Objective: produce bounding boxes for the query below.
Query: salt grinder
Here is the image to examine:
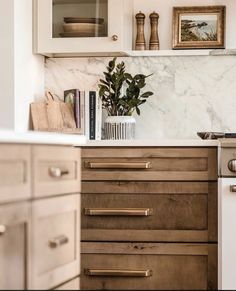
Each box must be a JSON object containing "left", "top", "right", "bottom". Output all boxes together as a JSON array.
[
  {"left": 149, "top": 11, "right": 160, "bottom": 50},
  {"left": 135, "top": 11, "right": 146, "bottom": 50}
]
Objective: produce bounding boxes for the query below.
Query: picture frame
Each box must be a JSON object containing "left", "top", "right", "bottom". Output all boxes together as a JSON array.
[{"left": 172, "top": 6, "right": 226, "bottom": 49}]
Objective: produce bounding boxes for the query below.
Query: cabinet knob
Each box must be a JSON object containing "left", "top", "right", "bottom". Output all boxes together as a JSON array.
[
  {"left": 228, "top": 160, "right": 236, "bottom": 172},
  {"left": 112, "top": 35, "right": 118, "bottom": 41},
  {"left": 49, "top": 167, "right": 69, "bottom": 178},
  {"left": 0, "top": 225, "right": 6, "bottom": 235}
]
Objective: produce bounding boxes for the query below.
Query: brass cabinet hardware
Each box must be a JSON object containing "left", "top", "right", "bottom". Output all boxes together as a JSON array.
[
  {"left": 112, "top": 35, "right": 118, "bottom": 41},
  {"left": 230, "top": 185, "right": 236, "bottom": 192},
  {"left": 87, "top": 162, "right": 152, "bottom": 169},
  {"left": 228, "top": 160, "right": 236, "bottom": 172},
  {"left": 84, "top": 208, "right": 153, "bottom": 216},
  {"left": 49, "top": 167, "right": 69, "bottom": 178},
  {"left": 49, "top": 235, "right": 69, "bottom": 248},
  {"left": 84, "top": 269, "right": 153, "bottom": 277},
  {"left": 0, "top": 225, "right": 6, "bottom": 235}
]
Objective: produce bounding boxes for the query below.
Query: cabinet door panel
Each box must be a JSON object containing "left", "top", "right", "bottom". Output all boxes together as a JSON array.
[{"left": 0, "top": 203, "right": 29, "bottom": 290}]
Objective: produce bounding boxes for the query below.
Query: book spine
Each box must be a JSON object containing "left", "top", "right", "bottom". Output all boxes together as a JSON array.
[
  {"left": 89, "top": 91, "right": 96, "bottom": 140},
  {"left": 74, "top": 91, "right": 80, "bottom": 128},
  {"left": 96, "top": 92, "right": 102, "bottom": 140},
  {"left": 85, "top": 91, "right": 90, "bottom": 139},
  {"left": 79, "top": 91, "right": 85, "bottom": 135}
]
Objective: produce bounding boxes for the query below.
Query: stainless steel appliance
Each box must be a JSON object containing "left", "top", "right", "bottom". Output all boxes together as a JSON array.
[{"left": 218, "top": 139, "right": 236, "bottom": 290}]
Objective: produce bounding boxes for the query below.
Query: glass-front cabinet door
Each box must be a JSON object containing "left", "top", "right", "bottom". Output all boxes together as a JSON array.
[{"left": 34, "top": 0, "right": 133, "bottom": 56}]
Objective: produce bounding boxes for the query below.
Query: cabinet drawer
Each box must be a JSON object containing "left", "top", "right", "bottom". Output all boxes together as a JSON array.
[
  {"left": 81, "top": 243, "right": 217, "bottom": 290},
  {"left": 33, "top": 146, "right": 80, "bottom": 198},
  {"left": 82, "top": 182, "right": 217, "bottom": 242},
  {"left": 81, "top": 242, "right": 217, "bottom": 290},
  {"left": 82, "top": 147, "right": 217, "bottom": 181},
  {"left": 0, "top": 145, "right": 31, "bottom": 203},
  {"left": 54, "top": 277, "right": 80, "bottom": 290},
  {"left": 0, "top": 202, "right": 30, "bottom": 290},
  {"left": 31, "top": 195, "right": 80, "bottom": 290}
]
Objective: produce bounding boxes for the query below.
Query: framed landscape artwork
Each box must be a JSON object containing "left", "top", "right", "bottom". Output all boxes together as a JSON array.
[{"left": 172, "top": 6, "right": 226, "bottom": 49}]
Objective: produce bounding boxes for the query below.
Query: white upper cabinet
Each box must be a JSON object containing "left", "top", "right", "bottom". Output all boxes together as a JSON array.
[{"left": 34, "top": 0, "right": 133, "bottom": 57}]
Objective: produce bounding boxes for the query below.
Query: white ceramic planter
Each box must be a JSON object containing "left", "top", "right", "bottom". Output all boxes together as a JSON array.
[{"left": 104, "top": 116, "right": 136, "bottom": 140}]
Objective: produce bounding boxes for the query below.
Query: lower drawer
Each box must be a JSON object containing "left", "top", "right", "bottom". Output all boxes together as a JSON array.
[{"left": 81, "top": 242, "right": 217, "bottom": 290}]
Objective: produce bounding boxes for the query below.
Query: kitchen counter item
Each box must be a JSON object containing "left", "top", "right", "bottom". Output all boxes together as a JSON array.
[
  {"left": 198, "top": 132, "right": 236, "bottom": 140},
  {"left": 64, "top": 17, "right": 104, "bottom": 24}
]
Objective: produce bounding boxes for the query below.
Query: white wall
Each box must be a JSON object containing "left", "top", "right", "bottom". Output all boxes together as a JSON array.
[
  {"left": 133, "top": 0, "right": 236, "bottom": 49},
  {"left": 0, "top": 0, "right": 15, "bottom": 129},
  {"left": 0, "top": 0, "right": 45, "bottom": 131}
]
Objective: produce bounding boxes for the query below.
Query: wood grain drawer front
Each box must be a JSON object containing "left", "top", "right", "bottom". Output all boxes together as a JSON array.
[
  {"left": 33, "top": 146, "right": 81, "bottom": 198},
  {"left": 0, "top": 145, "right": 31, "bottom": 203},
  {"left": 0, "top": 203, "right": 30, "bottom": 290},
  {"left": 31, "top": 195, "right": 80, "bottom": 290},
  {"left": 82, "top": 147, "right": 217, "bottom": 181},
  {"left": 54, "top": 277, "right": 80, "bottom": 290},
  {"left": 81, "top": 242, "right": 217, "bottom": 290},
  {"left": 81, "top": 182, "right": 217, "bottom": 242}
]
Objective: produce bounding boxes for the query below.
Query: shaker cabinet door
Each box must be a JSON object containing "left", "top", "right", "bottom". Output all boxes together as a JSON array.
[{"left": 0, "top": 203, "right": 30, "bottom": 290}]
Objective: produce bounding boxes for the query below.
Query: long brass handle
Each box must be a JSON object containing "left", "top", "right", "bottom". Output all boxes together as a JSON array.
[
  {"left": 230, "top": 185, "right": 236, "bottom": 192},
  {"left": 84, "top": 208, "right": 153, "bottom": 216},
  {"left": 49, "top": 167, "right": 69, "bottom": 178},
  {"left": 85, "top": 269, "right": 153, "bottom": 277},
  {"left": 0, "top": 225, "right": 6, "bottom": 235},
  {"left": 49, "top": 235, "right": 69, "bottom": 248},
  {"left": 87, "top": 162, "right": 151, "bottom": 169}
]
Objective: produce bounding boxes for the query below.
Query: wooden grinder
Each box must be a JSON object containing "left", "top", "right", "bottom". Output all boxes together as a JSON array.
[
  {"left": 149, "top": 11, "right": 160, "bottom": 50},
  {"left": 135, "top": 11, "right": 146, "bottom": 50}
]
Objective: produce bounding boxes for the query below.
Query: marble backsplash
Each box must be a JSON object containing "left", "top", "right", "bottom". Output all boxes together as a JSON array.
[{"left": 45, "top": 56, "right": 236, "bottom": 139}]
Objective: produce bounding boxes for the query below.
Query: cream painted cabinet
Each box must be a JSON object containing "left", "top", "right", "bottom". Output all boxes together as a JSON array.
[
  {"left": 34, "top": 0, "right": 133, "bottom": 57},
  {"left": 0, "top": 203, "right": 30, "bottom": 290}
]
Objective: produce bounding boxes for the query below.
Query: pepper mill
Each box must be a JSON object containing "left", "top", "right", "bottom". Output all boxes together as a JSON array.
[
  {"left": 149, "top": 11, "right": 160, "bottom": 50},
  {"left": 135, "top": 11, "right": 146, "bottom": 50}
]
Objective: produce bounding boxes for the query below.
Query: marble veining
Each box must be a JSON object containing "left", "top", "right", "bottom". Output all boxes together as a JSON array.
[{"left": 45, "top": 56, "right": 236, "bottom": 139}]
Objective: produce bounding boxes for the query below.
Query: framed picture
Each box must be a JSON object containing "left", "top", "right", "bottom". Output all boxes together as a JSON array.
[{"left": 172, "top": 6, "right": 226, "bottom": 49}]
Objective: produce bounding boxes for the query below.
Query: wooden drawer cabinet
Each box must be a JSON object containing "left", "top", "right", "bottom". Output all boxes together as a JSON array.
[
  {"left": 81, "top": 242, "right": 217, "bottom": 291},
  {"left": 81, "top": 146, "right": 218, "bottom": 290},
  {"left": 0, "top": 145, "right": 31, "bottom": 203},
  {"left": 0, "top": 202, "right": 30, "bottom": 290},
  {"left": 31, "top": 195, "right": 80, "bottom": 290},
  {"left": 54, "top": 277, "right": 80, "bottom": 290},
  {"left": 33, "top": 146, "right": 81, "bottom": 198},
  {"left": 82, "top": 181, "right": 217, "bottom": 242},
  {"left": 82, "top": 147, "right": 217, "bottom": 181}
]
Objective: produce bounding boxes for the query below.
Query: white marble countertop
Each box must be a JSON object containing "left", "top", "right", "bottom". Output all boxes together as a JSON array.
[
  {"left": 0, "top": 130, "right": 86, "bottom": 146},
  {"left": 84, "top": 139, "right": 219, "bottom": 147}
]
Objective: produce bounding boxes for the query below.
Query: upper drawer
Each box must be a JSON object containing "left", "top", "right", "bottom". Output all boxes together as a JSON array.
[
  {"left": 33, "top": 146, "right": 81, "bottom": 198},
  {"left": 0, "top": 145, "right": 31, "bottom": 203},
  {"left": 82, "top": 147, "right": 217, "bottom": 181}
]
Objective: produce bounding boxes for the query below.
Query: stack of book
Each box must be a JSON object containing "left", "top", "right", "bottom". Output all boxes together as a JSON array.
[{"left": 64, "top": 89, "right": 102, "bottom": 140}]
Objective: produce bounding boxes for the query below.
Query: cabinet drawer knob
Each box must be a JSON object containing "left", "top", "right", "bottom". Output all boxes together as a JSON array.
[
  {"left": 112, "top": 35, "right": 118, "bottom": 41},
  {"left": 228, "top": 160, "right": 236, "bottom": 172},
  {"left": 86, "top": 162, "right": 151, "bottom": 169},
  {"left": 0, "top": 225, "right": 6, "bottom": 235},
  {"left": 85, "top": 269, "right": 153, "bottom": 277},
  {"left": 49, "top": 235, "right": 69, "bottom": 248},
  {"left": 230, "top": 185, "right": 236, "bottom": 192},
  {"left": 85, "top": 208, "right": 153, "bottom": 216},
  {"left": 49, "top": 167, "right": 69, "bottom": 178}
]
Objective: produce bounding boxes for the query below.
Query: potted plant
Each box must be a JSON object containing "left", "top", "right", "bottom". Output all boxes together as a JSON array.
[{"left": 98, "top": 57, "right": 153, "bottom": 140}]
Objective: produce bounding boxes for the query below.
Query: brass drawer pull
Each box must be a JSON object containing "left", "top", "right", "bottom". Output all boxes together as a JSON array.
[
  {"left": 87, "top": 162, "right": 151, "bottom": 169},
  {"left": 85, "top": 269, "right": 153, "bottom": 277},
  {"left": 0, "top": 225, "right": 6, "bottom": 235},
  {"left": 230, "top": 185, "right": 236, "bottom": 192},
  {"left": 49, "top": 235, "right": 69, "bottom": 248},
  {"left": 84, "top": 208, "right": 153, "bottom": 216},
  {"left": 49, "top": 167, "right": 69, "bottom": 178}
]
